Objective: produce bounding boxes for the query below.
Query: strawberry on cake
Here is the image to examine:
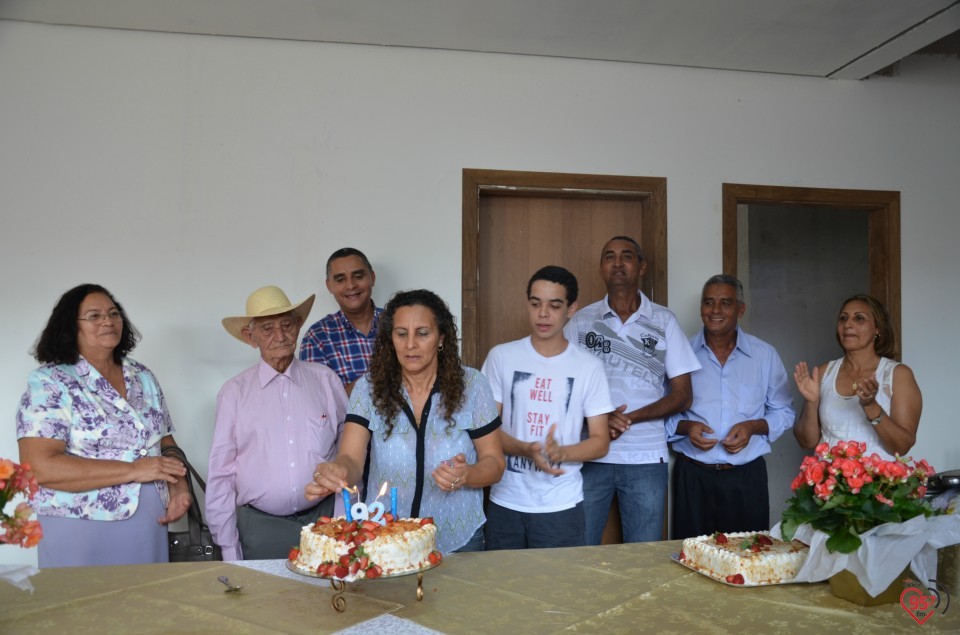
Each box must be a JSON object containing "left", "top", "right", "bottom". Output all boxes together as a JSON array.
[
  {"left": 679, "top": 531, "right": 808, "bottom": 585},
  {"left": 289, "top": 514, "right": 441, "bottom": 581}
]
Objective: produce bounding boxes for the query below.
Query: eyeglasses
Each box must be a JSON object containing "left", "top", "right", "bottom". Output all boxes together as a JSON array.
[{"left": 78, "top": 310, "right": 123, "bottom": 324}]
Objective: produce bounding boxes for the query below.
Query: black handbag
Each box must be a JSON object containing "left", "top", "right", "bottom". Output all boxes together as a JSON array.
[{"left": 167, "top": 450, "right": 223, "bottom": 562}]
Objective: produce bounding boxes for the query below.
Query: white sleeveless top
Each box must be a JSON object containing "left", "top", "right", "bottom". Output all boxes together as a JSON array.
[{"left": 818, "top": 357, "right": 898, "bottom": 460}]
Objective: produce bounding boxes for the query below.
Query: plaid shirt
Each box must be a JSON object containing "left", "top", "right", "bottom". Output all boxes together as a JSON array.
[{"left": 299, "top": 305, "right": 382, "bottom": 385}]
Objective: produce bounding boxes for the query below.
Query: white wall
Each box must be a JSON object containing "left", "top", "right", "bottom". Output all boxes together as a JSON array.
[{"left": 2, "top": 21, "right": 958, "bottom": 564}]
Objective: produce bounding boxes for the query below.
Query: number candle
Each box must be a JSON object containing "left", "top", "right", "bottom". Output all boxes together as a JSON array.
[
  {"left": 351, "top": 501, "right": 369, "bottom": 521},
  {"left": 343, "top": 488, "right": 353, "bottom": 522},
  {"left": 370, "top": 482, "right": 389, "bottom": 525}
]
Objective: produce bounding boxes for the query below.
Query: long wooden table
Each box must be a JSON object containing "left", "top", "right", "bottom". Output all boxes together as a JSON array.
[{"left": 2, "top": 541, "right": 957, "bottom": 633}]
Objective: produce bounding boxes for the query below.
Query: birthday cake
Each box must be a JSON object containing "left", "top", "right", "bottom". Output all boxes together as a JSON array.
[
  {"left": 679, "top": 532, "right": 808, "bottom": 585},
  {"left": 289, "top": 515, "right": 440, "bottom": 580}
]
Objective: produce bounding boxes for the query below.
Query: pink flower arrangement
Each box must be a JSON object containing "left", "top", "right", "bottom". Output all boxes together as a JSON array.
[
  {"left": 781, "top": 441, "right": 937, "bottom": 553},
  {"left": 0, "top": 458, "right": 42, "bottom": 549}
]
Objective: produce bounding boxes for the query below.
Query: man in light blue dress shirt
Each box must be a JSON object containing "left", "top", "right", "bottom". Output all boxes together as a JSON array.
[{"left": 668, "top": 275, "right": 795, "bottom": 539}]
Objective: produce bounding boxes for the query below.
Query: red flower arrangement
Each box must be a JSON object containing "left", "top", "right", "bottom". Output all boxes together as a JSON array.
[
  {"left": 780, "top": 441, "right": 937, "bottom": 554},
  {"left": 0, "top": 458, "right": 42, "bottom": 549}
]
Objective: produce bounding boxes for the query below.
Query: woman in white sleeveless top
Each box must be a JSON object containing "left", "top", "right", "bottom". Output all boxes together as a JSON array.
[{"left": 793, "top": 294, "right": 922, "bottom": 460}]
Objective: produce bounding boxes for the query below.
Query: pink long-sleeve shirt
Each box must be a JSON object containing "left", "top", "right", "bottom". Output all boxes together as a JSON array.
[{"left": 206, "top": 358, "right": 347, "bottom": 560}]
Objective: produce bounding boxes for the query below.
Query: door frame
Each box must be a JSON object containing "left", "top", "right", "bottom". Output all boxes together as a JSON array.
[
  {"left": 462, "top": 168, "right": 668, "bottom": 367},
  {"left": 721, "top": 183, "right": 901, "bottom": 355}
]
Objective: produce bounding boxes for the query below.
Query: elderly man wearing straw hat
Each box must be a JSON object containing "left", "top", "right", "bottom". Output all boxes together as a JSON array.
[{"left": 206, "top": 286, "right": 348, "bottom": 560}]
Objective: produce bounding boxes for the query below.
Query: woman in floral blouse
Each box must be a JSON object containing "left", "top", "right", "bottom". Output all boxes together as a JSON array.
[
  {"left": 306, "top": 289, "right": 505, "bottom": 553},
  {"left": 17, "top": 284, "right": 191, "bottom": 567}
]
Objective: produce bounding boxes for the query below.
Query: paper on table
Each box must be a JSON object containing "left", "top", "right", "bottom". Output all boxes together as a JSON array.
[
  {"left": 0, "top": 564, "right": 39, "bottom": 592},
  {"left": 772, "top": 514, "right": 960, "bottom": 597},
  {"left": 230, "top": 558, "right": 330, "bottom": 586},
  {"left": 333, "top": 614, "right": 445, "bottom": 635}
]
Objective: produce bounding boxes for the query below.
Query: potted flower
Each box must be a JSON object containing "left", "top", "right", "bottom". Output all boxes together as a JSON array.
[
  {"left": 1, "top": 458, "right": 42, "bottom": 590},
  {"left": 782, "top": 440, "right": 937, "bottom": 553},
  {"left": 779, "top": 441, "right": 946, "bottom": 604}
]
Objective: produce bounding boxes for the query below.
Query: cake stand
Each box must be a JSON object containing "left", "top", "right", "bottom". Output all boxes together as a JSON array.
[{"left": 285, "top": 560, "right": 440, "bottom": 612}]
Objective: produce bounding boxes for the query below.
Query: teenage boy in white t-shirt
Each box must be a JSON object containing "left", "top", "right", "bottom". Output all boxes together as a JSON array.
[{"left": 481, "top": 265, "right": 613, "bottom": 549}]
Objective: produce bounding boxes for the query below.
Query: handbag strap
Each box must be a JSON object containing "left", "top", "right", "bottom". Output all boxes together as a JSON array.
[{"left": 163, "top": 446, "right": 210, "bottom": 537}]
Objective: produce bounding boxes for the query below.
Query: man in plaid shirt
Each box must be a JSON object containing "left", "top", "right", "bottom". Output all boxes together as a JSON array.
[{"left": 299, "top": 248, "right": 382, "bottom": 395}]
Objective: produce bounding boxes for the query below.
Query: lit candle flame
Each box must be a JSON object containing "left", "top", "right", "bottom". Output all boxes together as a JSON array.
[
  {"left": 375, "top": 482, "right": 389, "bottom": 500},
  {"left": 344, "top": 484, "right": 359, "bottom": 505}
]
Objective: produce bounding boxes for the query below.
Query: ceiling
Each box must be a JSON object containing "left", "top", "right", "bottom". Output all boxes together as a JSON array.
[{"left": 2, "top": 0, "right": 959, "bottom": 80}]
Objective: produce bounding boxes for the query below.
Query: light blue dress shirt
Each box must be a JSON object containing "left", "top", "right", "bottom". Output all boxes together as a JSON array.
[{"left": 667, "top": 327, "right": 795, "bottom": 466}]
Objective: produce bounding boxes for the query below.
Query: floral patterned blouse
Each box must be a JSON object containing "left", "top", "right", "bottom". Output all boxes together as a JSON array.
[
  {"left": 346, "top": 367, "right": 500, "bottom": 553},
  {"left": 16, "top": 356, "right": 175, "bottom": 520}
]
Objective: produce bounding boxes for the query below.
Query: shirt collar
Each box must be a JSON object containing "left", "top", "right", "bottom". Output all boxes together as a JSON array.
[
  {"left": 336, "top": 303, "right": 380, "bottom": 336},
  {"left": 75, "top": 355, "right": 129, "bottom": 379},
  {"left": 693, "top": 325, "right": 753, "bottom": 358},
  {"left": 75, "top": 355, "right": 133, "bottom": 412},
  {"left": 601, "top": 290, "right": 651, "bottom": 323},
  {"left": 257, "top": 357, "right": 299, "bottom": 388},
  {"left": 75, "top": 355, "right": 93, "bottom": 377}
]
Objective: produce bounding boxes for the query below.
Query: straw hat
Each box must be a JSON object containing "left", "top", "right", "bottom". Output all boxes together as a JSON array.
[{"left": 222, "top": 285, "right": 315, "bottom": 343}]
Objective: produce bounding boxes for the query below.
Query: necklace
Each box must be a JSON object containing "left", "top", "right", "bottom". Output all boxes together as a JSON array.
[{"left": 842, "top": 356, "right": 878, "bottom": 376}]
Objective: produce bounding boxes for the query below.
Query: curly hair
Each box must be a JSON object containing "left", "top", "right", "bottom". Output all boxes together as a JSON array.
[
  {"left": 368, "top": 289, "right": 465, "bottom": 439},
  {"left": 835, "top": 293, "right": 897, "bottom": 359},
  {"left": 32, "top": 284, "right": 141, "bottom": 365}
]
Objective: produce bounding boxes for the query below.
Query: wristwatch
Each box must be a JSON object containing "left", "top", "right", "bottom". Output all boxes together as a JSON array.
[{"left": 867, "top": 412, "right": 883, "bottom": 427}]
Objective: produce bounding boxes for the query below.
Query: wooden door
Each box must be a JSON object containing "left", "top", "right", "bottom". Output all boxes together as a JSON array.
[
  {"left": 462, "top": 169, "right": 668, "bottom": 368},
  {"left": 477, "top": 194, "right": 644, "bottom": 364}
]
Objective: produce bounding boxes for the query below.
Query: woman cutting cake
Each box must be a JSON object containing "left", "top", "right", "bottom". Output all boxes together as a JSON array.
[
  {"left": 793, "top": 294, "right": 922, "bottom": 460},
  {"left": 306, "top": 289, "right": 505, "bottom": 553}
]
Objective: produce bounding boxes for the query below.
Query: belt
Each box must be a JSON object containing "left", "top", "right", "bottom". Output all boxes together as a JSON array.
[
  {"left": 244, "top": 501, "right": 323, "bottom": 519},
  {"left": 678, "top": 453, "right": 739, "bottom": 471}
]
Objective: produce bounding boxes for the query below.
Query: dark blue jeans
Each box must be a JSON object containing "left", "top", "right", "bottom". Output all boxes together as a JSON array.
[
  {"left": 581, "top": 461, "right": 668, "bottom": 544},
  {"left": 484, "top": 502, "right": 586, "bottom": 550},
  {"left": 453, "top": 525, "right": 485, "bottom": 552}
]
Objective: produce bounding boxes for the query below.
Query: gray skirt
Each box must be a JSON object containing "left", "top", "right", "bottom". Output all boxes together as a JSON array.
[{"left": 37, "top": 482, "right": 168, "bottom": 568}]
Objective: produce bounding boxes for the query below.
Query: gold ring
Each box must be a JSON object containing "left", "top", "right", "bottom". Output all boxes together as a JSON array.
[{"left": 852, "top": 382, "right": 859, "bottom": 391}]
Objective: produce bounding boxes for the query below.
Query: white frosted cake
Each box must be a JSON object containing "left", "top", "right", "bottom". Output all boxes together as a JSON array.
[
  {"left": 679, "top": 532, "right": 808, "bottom": 585},
  {"left": 290, "top": 516, "right": 440, "bottom": 580}
]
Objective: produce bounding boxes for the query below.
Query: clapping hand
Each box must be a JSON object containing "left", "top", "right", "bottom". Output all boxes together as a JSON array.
[
  {"left": 432, "top": 454, "right": 469, "bottom": 493},
  {"left": 688, "top": 421, "right": 718, "bottom": 451},
  {"left": 722, "top": 422, "right": 752, "bottom": 454},
  {"left": 531, "top": 424, "right": 565, "bottom": 476},
  {"left": 852, "top": 374, "right": 880, "bottom": 407},
  {"left": 794, "top": 362, "right": 821, "bottom": 403}
]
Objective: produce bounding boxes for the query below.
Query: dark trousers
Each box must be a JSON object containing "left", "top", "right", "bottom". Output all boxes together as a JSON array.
[
  {"left": 671, "top": 455, "right": 769, "bottom": 540},
  {"left": 236, "top": 494, "right": 334, "bottom": 560},
  {"left": 485, "top": 501, "right": 585, "bottom": 550}
]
